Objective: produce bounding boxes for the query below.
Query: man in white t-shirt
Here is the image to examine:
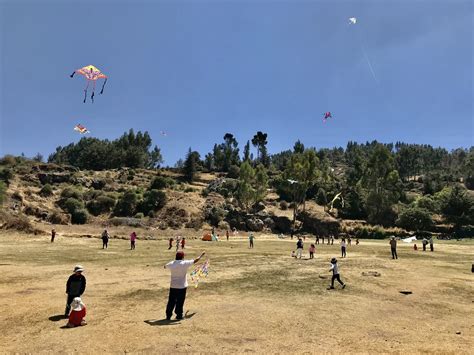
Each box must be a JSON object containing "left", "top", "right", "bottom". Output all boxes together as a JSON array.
[{"left": 164, "top": 250, "right": 205, "bottom": 320}]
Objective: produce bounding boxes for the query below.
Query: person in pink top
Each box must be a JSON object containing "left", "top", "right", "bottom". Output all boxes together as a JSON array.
[
  {"left": 309, "top": 244, "right": 316, "bottom": 259},
  {"left": 130, "top": 231, "right": 137, "bottom": 250}
]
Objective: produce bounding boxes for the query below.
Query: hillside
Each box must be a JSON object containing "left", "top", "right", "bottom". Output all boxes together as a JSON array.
[{"left": 0, "top": 157, "right": 472, "bottom": 239}]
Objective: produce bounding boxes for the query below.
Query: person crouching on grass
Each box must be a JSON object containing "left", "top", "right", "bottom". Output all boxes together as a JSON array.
[
  {"left": 66, "top": 297, "right": 87, "bottom": 327},
  {"left": 164, "top": 251, "right": 206, "bottom": 320},
  {"left": 327, "top": 258, "right": 346, "bottom": 290}
]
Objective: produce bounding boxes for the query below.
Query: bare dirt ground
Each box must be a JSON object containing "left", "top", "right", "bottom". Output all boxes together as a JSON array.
[{"left": 0, "top": 232, "right": 473, "bottom": 354}]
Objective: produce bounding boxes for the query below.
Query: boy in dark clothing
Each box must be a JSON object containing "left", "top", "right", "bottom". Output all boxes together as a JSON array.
[
  {"left": 65, "top": 265, "right": 86, "bottom": 316},
  {"left": 101, "top": 230, "right": 109, "bottom": 249},
  {"left": 51, "top": 229, "right": 56, "bottom": 243},
  {"left": 390, "top": 237, "right": 398, "bottom": 259}
]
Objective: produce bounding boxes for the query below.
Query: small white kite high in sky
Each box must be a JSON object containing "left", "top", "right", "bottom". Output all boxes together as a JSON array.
[{"left": 349, "top": 17, "right": 357, "bottom": 25}]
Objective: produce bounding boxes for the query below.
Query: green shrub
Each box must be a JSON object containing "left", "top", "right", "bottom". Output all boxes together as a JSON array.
[
  {"left": 139, "top": 190, "right": 166, "bottom": 215},
  {"left": 316, "top": 188, "right": 327, "bottom": 205},
  {"left": 134, "top": 212, "right": 144, "bottom": 219},
  {"left": 414, "top": 195, "right": 438, "bottom": 213},
  {"left": 71, "top": 209, "right": 88, "bottom": 224},
  {"left": 60, "top": 187, "right": 83, "bottom": 200},
  {"left": 205, "top": 206, "right": 226, "bottom": 226},
  {"left": 0, "top": 181, "right": 6, "bottom": 206},
  {"left": 0, "top": 168, "right": 14, "bottom": 184},
  {"left": 39, "top": 184, "right": 54, "bottom": 197},
  {"left": 396, "top": 207, "right": 434, "bottom": 231},
  {"left": 227, "top": 165, "right": 240, "bottom": 179},
  {"left": 114, "top": 190, "right": 140, "bottom": 217},
  {"left": 63, "top": 197, "right": 84, "bottom": 214},
  {"left": 86, "top": 195, "right": 116, "bottom": 216},
  {"left": 150, "top": 176, "right": 174, "bottom": 190}
]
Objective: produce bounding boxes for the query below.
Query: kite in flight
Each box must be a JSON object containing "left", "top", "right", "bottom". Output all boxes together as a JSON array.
[
  {"left": 349, "top": 17, "right": 357, "bottom": 25},
  {"left": 328, "top": 192, "right": 344, "bottom": 213},
  {"left": 323, "top": 112, "right": 333, "bottom": 123},
  {"left": 287, "top": 179, "right": 298, "bottom": 184},
  {"left": 70, "top": 65, "right": 108, "bottom": 103},
  {"left": 160, "top": 131, "right": 167, "bottom": 136},
  {"left": 74, "top": 124, "right": 90, "bottom": 134}
]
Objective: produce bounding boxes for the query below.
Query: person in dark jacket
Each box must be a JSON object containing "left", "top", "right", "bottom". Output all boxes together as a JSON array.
[
  {"left": 101, "top": 230, "right": 109, "bottom": 249},
  {"left": 65, "top": 265, "right": 86, "bottom": 316}
]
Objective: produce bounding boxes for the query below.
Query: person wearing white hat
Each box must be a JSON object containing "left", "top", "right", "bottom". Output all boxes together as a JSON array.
[
  {"left": 64, "top": 265, "right": 87, "bottom": 316},
  {"left": 66, "top": 297, "right": 87, "bottom": 327}
]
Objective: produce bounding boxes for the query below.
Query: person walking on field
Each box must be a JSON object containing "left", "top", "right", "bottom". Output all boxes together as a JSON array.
[
  {"left": 101, "top": 229, "right": 109, "bottom": 249},
  {"left": 309, "top": 244, "right": 316, "bottom": 259},
  {"left": 316, "top": 236, "right": 320, "bottom": 245},
  {"left": 390, "top": 236, "right": 398, "bottom": 259},
  {"left": 331, "top": 236, "right": 334, "bottom": 245},
  {"left": 429, "top": 237, "right": 434, "bottom": 252},
  {"left": 226, "top": 230, "right": 229, "bottom": 241},
  {"left": 327, "top": 258, "right": 346, "bottom": 290},
  {"left": 51, "top": 228, "right": 56, "bottom": 243},
  {"left": 296, "top": 238, "right": 304, "bottom": 259},
  {"left": 341, "top": 238, "right": 347, "bottom": 258},
  {"left": 168, "top": 238, "right": 173, "bottom": 250},
  {"left": 181, "top": 237, "right": 186, "bottom": 249},
  {"left": 164, "top": 251, "right": 206, "bottom": 320},
  {"left": 130, "top": 231, "right": 137, "bottom": 250},
  {"left": 422, "top": 237, "right": 428, "bottom": 251},
  {"left": 65, "top": 265, "right": 86, "bottom": 317},
  {"left": 249, "top": 233, "right": 255, "bottom": 248}
]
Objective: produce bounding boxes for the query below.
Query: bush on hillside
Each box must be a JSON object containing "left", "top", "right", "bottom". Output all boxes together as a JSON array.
[
  {"left": 227, "top": 165, "right": 240, "bottom": 179},
  {"left": 149, "top": 176, "right": 174, "bottom": 190},
  {"left": 396, "top": 206, "right": 434, "bottom": 231},
  {"left": 86, "top": 195, "right": 116, "bottom": 216},
  {"left": 0, "top": 168, "right": 14, "bottom": 184},
  {"left": 280, "top": 200, "right": 288, "bottom": 210},
  {"left": 139, "top": 190, "right": 166, "bottom": 216},
  {"left": 39, "top": 184, "right": 54, "bottom": 197},
  {"left": 60, "top": 187, "right": 83, "bottom": 201},
  {"left": 63, "top": 198, "right": 84, "bottom": 214},
  {"left": 316, "top": 188, "right": 327, "bottom": 206},
  {"left": 71, "top": 209, "right": 88, "bottom": 224},
  {"left": 114, "top": 190, "right": 140, "bottom": 217}
]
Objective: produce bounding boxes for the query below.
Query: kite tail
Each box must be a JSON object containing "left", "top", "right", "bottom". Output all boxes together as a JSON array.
[
  {"left": 70, "top": 71, "right": 76, "bottom": 78},
  {"left": 91, "top": 91, "right": 95, "bottom": 103},
  {"left": 100, "top": 78, "right": 107, "bottom": 94},
  {"left": 83, "top": 89, "right": 87, "bottom": 103}
]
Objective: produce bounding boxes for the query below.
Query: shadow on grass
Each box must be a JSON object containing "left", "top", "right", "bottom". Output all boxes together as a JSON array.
[
  {"left": 144, "top": 312, "right": 196, "bottom": 326},
  {"left": 49, "top": 314, "right": 67, "bottom": 322}
]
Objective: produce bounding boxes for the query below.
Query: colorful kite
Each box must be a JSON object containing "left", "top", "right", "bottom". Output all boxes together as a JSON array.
[
  {"left": 70, "top": 65, "right": 108, "bottom": 103},
  {"left": 349, "top": 17, "right": 357, "bottom": 25},
  {"left": 323, "top": 112, "right": 333, "bottom": 123},
  {"left": 190, "top": 259, "right": 210, "bottom": 288},
  {"left": 74, "top": 124, "right": 90, "bottom": 134}
]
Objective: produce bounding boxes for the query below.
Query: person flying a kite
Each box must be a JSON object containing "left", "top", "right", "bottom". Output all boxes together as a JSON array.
[
  {"left": 74, "top": 124, "right": 90, "bottom": 134},
  {"left": 323, "top": 112, "right": 333, "bottom": 123},
  {"left": 70, "top": 65, "right": 108, "bottom": 103}
]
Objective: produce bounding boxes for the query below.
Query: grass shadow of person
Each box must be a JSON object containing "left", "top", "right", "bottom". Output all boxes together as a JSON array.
[
  {"left": 144, "top": 319, "right": 181, "bottom": 326},
  {"left": 145, "top": 311, "right": 197, "bottom": 326},
  {"left": 49, "top": 314, "right": 67, "bottom": 322}
]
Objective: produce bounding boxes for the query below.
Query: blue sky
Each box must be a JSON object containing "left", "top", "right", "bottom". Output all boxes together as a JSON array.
[{"left": 0, "top": 0, "right": 472, "bottom": 166}]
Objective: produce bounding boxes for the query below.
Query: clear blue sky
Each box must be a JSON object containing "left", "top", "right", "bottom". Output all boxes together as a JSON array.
[{"left": 0, "top": 0, "right": 472, "bottom": 166}]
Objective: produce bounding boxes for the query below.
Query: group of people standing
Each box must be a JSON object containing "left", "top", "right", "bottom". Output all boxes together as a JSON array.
[{"left": 101, "top": 229, "right": 137, "bottom": 250}]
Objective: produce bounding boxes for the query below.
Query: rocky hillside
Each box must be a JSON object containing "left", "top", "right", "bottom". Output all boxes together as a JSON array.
[{"left": 0, "top": 161, "right": 340, "bottom": 237}]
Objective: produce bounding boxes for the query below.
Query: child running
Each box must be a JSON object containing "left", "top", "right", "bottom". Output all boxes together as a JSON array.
[
  {"left": 309, "top": 244, "right": 316, "bottom": 259},
  {"left": 327, "top": 258, "right": 346, "bottom": 290}
]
